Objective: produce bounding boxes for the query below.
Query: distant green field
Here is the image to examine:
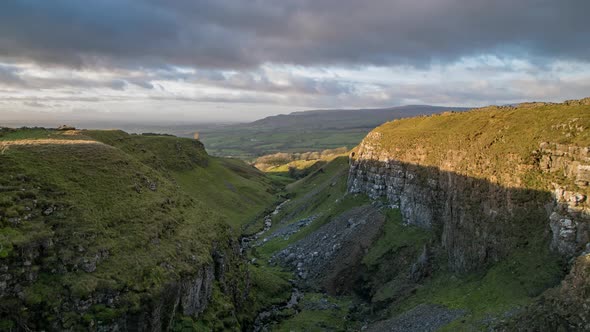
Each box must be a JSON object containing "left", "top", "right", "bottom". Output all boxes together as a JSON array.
[{"left": 199, "top": 127, "right": 368, "bottom": 159}]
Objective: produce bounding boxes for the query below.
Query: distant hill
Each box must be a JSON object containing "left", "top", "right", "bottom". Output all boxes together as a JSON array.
[
  {"left": 249, "top": 105, "right": 469, "bottom": 130},
  {"left": 200, "top": 105, "right": 470, "bottom": 159}
]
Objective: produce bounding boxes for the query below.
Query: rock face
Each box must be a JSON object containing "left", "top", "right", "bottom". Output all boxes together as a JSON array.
[
  {"left": 120, "top": 264, "right": 216, "bottom": 332},
  {"left": 0, "top": 239, "right": 246, "bottom": 331},
  {"left": 349, "top": 149, "right": 544, "bottom": 272},
  {"left": 538, "top": 142, "right": 590, "bottom": 257},
  {"left": 348, "top": 112, "right": 589, "bottom": 272}
]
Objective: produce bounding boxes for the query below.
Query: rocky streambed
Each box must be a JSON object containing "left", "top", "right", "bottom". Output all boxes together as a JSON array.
[
  {"left": 241, "top": 199, "right": 290, "bottom": 253},
  {"left": 252, "top": 288, "right": 303, "bottom": 332},
  {"left": 239, "top": 200, "right": 306, "bottom": 331}
]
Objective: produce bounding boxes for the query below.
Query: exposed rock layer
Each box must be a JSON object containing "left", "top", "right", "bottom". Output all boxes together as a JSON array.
[{"left": 348, "top": 109, "right": 589, "bottom": 271}]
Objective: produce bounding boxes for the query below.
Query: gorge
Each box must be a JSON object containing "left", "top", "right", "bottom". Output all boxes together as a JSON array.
[{"left": 1, "top": 99, "right": 589, "bottom": 331}]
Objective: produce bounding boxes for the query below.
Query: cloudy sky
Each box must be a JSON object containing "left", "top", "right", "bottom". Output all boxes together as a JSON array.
[{"left": 1, "top": 0, "right": 589, "bottom": 124}]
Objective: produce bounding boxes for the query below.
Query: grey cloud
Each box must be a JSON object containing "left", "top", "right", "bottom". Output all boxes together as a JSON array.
[
  {"left": 107, "top": 80, "right": 127, "bottom": 91},
  {"left": 0, "top": 66, "right": 151, "bottom": 91},
  {"left": 23, "top": 101, "right": 47, "bottom": 108},
  {"left": 370, "top": 78, "right": 590, "bottom": 107},
  {"left": 0, "top": 64, "right": 26, "bottom": 86},
  {"left": 0, "top": 1, "right": 588, "bottom": 69},
  {"left": 205, "top": 71, "right": 356, "bottom": 96},
  {"left": 128, "top": 80, "right": 154, "bottom": 90}
]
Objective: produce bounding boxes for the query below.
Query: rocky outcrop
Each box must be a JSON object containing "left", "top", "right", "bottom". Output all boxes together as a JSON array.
[
  {"left": 349, "top": 152, "right": 548, "bottom": 272},
  {"left": 348, "top": 124, "right": 589, "bottom": 273},
  {"left": 538, "top": 142, "right": 590, "bottom": 257},
  {"left": 108, "top": 264, "right": 215, "bottom": 332},
  {"left": 0, "top": 240, "right": 247, "bottom": 331}
]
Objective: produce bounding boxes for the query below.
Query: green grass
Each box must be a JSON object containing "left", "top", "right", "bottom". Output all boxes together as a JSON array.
[
  {"left": 273, "top": 293, "right": 357, "bottom": 332},
  {"left": 267, "top": 174, "right": 296, "bottom": 187},
  {"left": 364, "top": 103, "right": 590, "bottom": 189},
  {"left": 173, "top": 157, "right": 278, "bottom": 230},
  {"left": 0, "top": 127, "right": 80, "bottom": 141},
  {"left": 265, "top": 159, "right": 321, "bottom": 173},
  {"left": 83, "top": 130, "right": 209, "bottom": 171},
  {"left": 287, "top": 156, "right": 350, "bottom": 194},
  {"left": 1, "top": 142, "right": 222, "bottom": 291},
  {"left": 255, "top": 156, "right": 370, "bottom": 259},
  {"left": 388, "top": 234, "right": 564, "bottom": 331},
  {"left": 200, "top": 127, "right": 366, "bottom": 159},
  {"left": 246, "top": 264, "right": 293, "bottom": 313},
  {"left": 363, "top": 209, "right": 431, "bottom": 267},
  {"left": 84, "top": 129, "right": 280, "bottom": 231}
]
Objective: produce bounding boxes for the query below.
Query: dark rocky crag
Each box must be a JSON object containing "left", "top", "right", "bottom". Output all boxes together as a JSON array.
[{"left": 0, "top": 200, "right": 248, "bottom": 331}]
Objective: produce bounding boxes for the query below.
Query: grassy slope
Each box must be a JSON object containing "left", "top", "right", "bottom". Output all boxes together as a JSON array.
[
  {"left": 401, "top": 246, "right": 563, "bottom": 332},
  {"left": 83, "top": 130, "right": 279, "bottom": 231},
  {"left": 256, "top": 156, "right": 370, "bottom": 259},
  {"left": 1, "top": 133, "right": 222, "bottom": 323},
  {"left": 363, "top": 207, "right": 563, "bottom": 330},
  {"left": 0, "top": 128, "right": 280, "bottom": 329},
  {"left": 173, "top": 157, "right": 278, "bottom": 230},
  {"left": 82, "top": 130, "right": 293, "bottom": 330},
  {"left": 250, "top": 157, "right": 369, "bottom": 330},
  {"left": 364, "top": 103, "right": 590, "bottom": 188},
  {"left": 273, "top": 293, "right": 355, "bottom": 331}
]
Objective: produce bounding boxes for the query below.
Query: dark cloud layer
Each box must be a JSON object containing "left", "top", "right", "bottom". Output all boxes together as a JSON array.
[{"left": 0, "top": 0, "right": 588, "bottom": 69}]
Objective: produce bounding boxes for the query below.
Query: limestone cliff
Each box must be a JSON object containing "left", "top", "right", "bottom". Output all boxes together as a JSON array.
[{"left": 348, "top": 100, "right": 590, "bottom": 272}]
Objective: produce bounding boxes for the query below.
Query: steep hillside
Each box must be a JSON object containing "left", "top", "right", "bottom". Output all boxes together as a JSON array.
[
  {"left": 348, "top": 98, "right": 590, "bottom": 330},
  {"left": 0, "top": 128, "right": 279, "bottom": 331},
  {"left": 251, "top": 156, "right": 371, "bottom": 330},
  {"left": 199, "top": 105, "right": 468, "bottom": 158},
  {"left": 83, "top": 130, "right": 280, "bottom": 229}
]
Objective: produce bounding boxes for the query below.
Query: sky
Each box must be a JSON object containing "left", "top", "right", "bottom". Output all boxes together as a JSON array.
[{"left": 0, "top": 0, "right": 589, "bottom": 125}]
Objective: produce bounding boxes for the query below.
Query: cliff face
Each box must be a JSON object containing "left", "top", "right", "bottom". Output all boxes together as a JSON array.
[
  {"left": 348, "top": 101, "right": 590, "bottom": 272},
  {"left": 540, "top": 142, "right": 590, "bottom": 257}
]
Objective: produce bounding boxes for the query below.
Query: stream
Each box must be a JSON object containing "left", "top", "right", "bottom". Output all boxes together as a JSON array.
[
  {"left": 240, "top": 199, "right": 290, "bottom": 253},
  {"left": 239, "top": 200, "right": 303, "bottom": 332}
]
